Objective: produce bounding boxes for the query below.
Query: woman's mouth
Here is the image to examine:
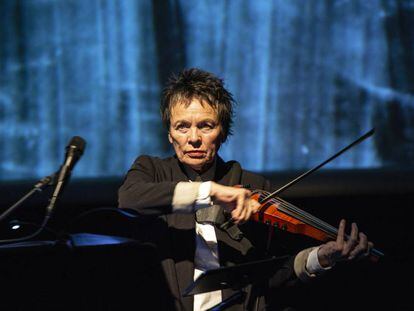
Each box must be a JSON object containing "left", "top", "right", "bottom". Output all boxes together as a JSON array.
[{"left": 185, "top": 151, "right": 206, "bottom": 158}]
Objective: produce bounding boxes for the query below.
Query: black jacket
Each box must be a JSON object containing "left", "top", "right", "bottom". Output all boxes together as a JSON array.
[{"left": 118, "top": 155, "right": 301, "bottom": 311}]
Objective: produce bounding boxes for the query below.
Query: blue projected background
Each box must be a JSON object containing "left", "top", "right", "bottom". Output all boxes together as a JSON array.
[{"left": 0, "top": 0, "right": 413, "bottom": 180}]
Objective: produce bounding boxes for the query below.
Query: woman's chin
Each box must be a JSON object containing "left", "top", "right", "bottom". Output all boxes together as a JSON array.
[
  {"left": 183, "top": 156, "right": 213, "bottom": 171},
  {"left": 186, "top": 159, "right": 205, "bottom": 169}
]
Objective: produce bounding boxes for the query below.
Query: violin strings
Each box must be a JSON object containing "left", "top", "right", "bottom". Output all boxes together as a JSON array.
[
  {"left": 275, "top": 203, "right": 330, "bottom": 233},
  {"left": 257, "top": 191, "right": 331, "bottom": 232},
  {"left": 277, "top": 205, "right": 337, "bottom": 238},
  {"left": 278, "top": 199, "right": 338, "bottom": 235},
  {"left": 275, "top": 197, "right": 337, "bottom": 232},
  {"left": 272, "top": 197, "right": 338, "bottom": 236},
  {"left": 277, "top": 198, "right": 336, "bottom": 232},
  {"left": 262, "top": 195, "right": 384, "bottom": 257}
]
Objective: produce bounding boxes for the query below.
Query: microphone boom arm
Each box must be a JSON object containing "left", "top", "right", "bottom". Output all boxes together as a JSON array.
[{"left": 0, "top": 174, "right": 56, "bottom": 223}]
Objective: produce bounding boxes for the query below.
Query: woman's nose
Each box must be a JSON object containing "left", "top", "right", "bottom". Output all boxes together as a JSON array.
[{"left": 188, "top": 128, "right": 201, "bottom": 144}]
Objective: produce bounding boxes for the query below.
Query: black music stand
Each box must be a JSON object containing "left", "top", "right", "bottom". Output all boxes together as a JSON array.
[
  {"left": 0, "top": 233, "right": 172, "bottom": 310},
  {"left": 183, "top": 256, "right": 288, "bottom": 311}
]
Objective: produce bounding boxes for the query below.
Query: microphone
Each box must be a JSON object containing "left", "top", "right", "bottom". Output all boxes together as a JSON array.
[
  {"left": 56, "top": 136, "right": 86, "bottom": 184},
  {"left": 0, "top": 136, "right": 86, "bottom": 244},
  {"left": 46, "top": 136, "right": 86, "bottom": 217}
]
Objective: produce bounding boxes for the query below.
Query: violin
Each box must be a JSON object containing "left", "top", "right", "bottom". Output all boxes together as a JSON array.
[
  {"left": 250, "top": 190, "right": 384, "bottom": 260},
  {"left": 247, "top": 128, "right": 384, "bottom": 260}
]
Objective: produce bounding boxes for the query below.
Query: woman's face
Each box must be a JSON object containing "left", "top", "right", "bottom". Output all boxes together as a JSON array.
[{"left": 168, "top": 98, "right": 222, "bottom": 172}]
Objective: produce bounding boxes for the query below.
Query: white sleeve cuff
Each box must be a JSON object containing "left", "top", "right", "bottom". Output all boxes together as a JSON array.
[
  {"left": 306, "top": 246, "right": 333, "bottom": 274},
  {"left": 172, "top": 181, "right": 201, "bottom": 213},
  {"left": 195, "top": 181, "right": 212, "bottom": 210},
  {"left": 172, "top": 181, "right": 212, "bottom": 213}
]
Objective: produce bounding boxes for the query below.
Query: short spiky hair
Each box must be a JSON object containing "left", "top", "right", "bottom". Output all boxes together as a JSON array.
[{"left": 160, "top": 68, "right": 235, "bottom": 142}]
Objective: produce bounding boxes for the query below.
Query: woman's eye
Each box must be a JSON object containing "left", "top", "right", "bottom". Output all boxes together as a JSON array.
[
  {"left": 176, "top": 124, "right": 189, "bottom": 132},
  {"left": 200, "top": 123, "right": 214, "bottom": 130}
]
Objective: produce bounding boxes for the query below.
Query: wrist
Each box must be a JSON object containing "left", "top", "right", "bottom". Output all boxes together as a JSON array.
[
  {"left": 209, "top": 181, "right": 217, "bottom": 198},
  {"left": 317, "top": 245, "right": 334, "bottom": 268}
]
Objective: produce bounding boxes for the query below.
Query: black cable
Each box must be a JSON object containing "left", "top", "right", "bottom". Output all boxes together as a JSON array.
[
  {"left": 0, "top": 214, "right": 52, "bottom": 244},
  {"left": 0, "top": 174, "right": 57, "bottom": 244}
]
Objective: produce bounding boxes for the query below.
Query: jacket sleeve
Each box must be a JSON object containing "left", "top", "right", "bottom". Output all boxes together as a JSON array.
[{"left": 118, "top": 155, "right": 179, "bottom": 215}]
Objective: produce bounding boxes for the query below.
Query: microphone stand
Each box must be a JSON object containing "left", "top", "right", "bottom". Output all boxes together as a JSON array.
[
  {"left": 0, "top": 174, "right": 56, "bottom": 223},
  {"left": 0, "top": 136, "right": 86, "bottom": 245}
]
